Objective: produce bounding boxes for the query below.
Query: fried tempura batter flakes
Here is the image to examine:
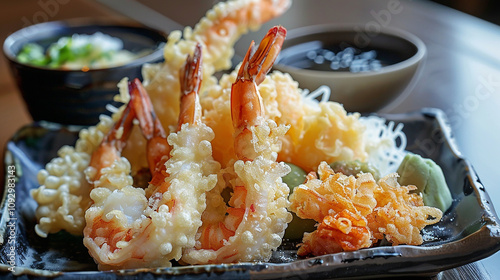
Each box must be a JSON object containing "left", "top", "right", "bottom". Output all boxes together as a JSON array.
[
  {"left": 367, "top": 174, "right": 443, "bottom": 245},
  {"left": 289, "top": 162, "right": 443, "bottom": 257}
]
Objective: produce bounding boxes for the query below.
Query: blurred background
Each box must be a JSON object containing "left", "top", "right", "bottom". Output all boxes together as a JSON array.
[
  {"left": 1, "top": 0, "right": 498, "bottom": 99},
  {"left": 432, "top": 0, "right": 500, "bottom": 25},
  {"left": 1, "top": 0, "right": 499, "bottom": 103}
]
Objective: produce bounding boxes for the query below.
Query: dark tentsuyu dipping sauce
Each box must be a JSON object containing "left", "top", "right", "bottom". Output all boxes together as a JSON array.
[{"left": 277, "top": 41, "right": 406, "bottom": 73}]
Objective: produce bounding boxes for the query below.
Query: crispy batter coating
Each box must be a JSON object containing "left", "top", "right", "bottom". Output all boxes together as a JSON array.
[
  {"left": 289, "top": 162, "right": 443, "bottom": 257},
  {"left": 298, "top": 210, "right": 372, "bottom": 256},
  {"left": 84, "top": 123, "right": 220, "bottom": 269},
  {"left": 202, "top": 70, "right": 369, "bottom": 171},
  {"left": 367, "top": 174, "right": 443, "bottom": 245},
  {"left": 31, "top": 115, "right": 117, "bottom": 237}
]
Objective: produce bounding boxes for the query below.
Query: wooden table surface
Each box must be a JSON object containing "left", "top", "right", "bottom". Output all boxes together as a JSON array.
[{"left": 1, "top": 0, "right": 499, "bottom": 279}]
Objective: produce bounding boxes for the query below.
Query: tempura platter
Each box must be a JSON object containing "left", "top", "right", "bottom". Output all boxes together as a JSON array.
[{"left": 1, "top": 108, "right": 499, "bottom": 279}]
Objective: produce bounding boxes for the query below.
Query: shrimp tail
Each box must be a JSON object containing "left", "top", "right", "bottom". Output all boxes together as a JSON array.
[
  {"left": 105, "top": 102, "right": 136, "bottom": 151},
  {"left": 88, "top": 98, "right": 136, "bottom": 182},
  {"left": 241, "top": 25, "right": 287, "bottom": 84},
  {"left": 178, "top": 43, "right": 203, "bottom": 130},
  {"left": 129, "top": 78, "right": 170, "bottom": 175}
]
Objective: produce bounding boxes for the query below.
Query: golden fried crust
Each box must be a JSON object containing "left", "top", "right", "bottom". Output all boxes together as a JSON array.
[{"left": 290, "top": 162, "right": 443, "bottom": 257}]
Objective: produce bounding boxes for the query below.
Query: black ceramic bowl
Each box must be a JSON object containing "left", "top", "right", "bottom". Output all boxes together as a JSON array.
[
  {"left": 3, "top": 19, "right": 167, "bottom": 126},
  {"left": 274, "top": 24, "right": 426, "bottom": 113}
]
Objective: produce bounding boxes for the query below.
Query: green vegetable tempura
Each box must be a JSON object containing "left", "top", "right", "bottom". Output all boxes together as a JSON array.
[
  {"left": 282, "top": 163, "right": 316, "bottom": 240},
  {"left": 329, "top": 160, "right": 381, "bottom": 181}
]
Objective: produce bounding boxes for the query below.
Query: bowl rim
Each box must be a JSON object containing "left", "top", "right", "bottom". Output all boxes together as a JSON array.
[
  {"left": 2, "top": 18, "right": 167, "bottom": 73},
  {"left": 274, "top": 23, "right": 426, "bottom": 78}
]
